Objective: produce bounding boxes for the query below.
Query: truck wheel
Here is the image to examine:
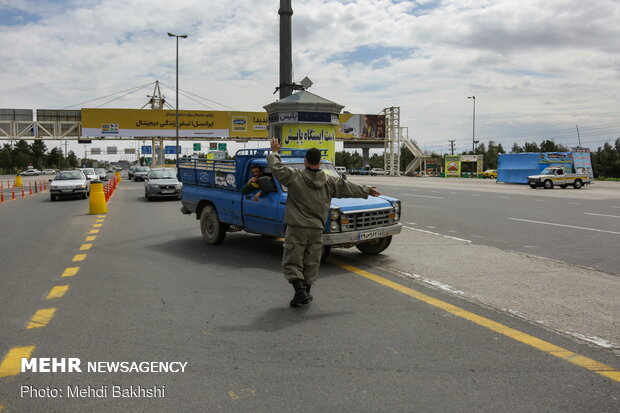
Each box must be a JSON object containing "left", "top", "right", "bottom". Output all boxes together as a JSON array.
[
  {"left": 529, "top": 183, "right": 537, "bottom": 189},
  {"left": 543, "top": 180, "right": 553, "bottom": 189},
  {"left": 50, "top": 194, "right": 56, "bottom": 201},
  {"left": 573, "top": 179, "right": 583, "bottom": 189},
  {"left": 200, "top": 205, "right": 227, "bottom": 245},
  {"left": 356, "top": 236, "right": 392, "bottom": 254}
]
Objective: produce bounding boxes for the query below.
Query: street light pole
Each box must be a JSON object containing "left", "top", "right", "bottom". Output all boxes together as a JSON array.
[
  {"left": 168, "top": 32, "right": 188, "bottom": 164},
  {"left": 468, "top": 96, "right": 476, "bottom": 152}
]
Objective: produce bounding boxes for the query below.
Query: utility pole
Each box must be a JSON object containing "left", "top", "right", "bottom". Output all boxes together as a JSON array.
[
  {"left": 576, "top": 125, "right": 582, "bottom": 148},
  {"left": 468, "top": 96, "right": 476, "bottom": 152},
  {"left": 449, "top": 140, "right": 455, "bottom": 155}
]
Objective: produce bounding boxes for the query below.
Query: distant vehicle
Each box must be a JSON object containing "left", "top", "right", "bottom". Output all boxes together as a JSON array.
[
  {"left": 335, "top": 166, "right": 347, "bottom": 174},
  {"left": 128, "top": 165, "right": 138, "bottom": 179},
  {"left": 527, "top": 167, "right": 592, "bottom": 189},
  {"left": 49, "top": 170, "right": 89, "bottom": 201},
  {"left": 133, "top": 166, "right": 150, "bottom": 181},
  {"left": 370, "top": 168, "right": 386, "bottom": 176},
  {"left": 144, "top": 168, "right": 182, "bottom": 201},
  {"left": 481, "top": 169, "right": 497, "bottom": 179},
  {"left": 20, "top": 169, "right": 40, "bottom": 176},
  {"left": 79, "top": 168, "right": 99, "bottom": 181},
  {"left": 95, "top": 168, "right": 108, "bottom": 181},
  {"left": 41, "top": 169, "right": 56, "bottom": 175}
]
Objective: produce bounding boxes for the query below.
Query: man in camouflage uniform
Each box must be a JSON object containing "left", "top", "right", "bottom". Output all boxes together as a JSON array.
[{"left": 267, "top": 138, "right": 381, "bottom": 306}]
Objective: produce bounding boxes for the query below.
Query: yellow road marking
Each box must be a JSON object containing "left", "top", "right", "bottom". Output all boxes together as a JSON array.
[
  {"left": 93, "top": 223, "right": 102, "bottom": 228},
  {"left": 97, "top": 215, "right": 105, "bottom": 218},
  {"left": 88, "top": 229, "right": 99, "bottom": 234},
  {"left": 72, "top": 254, "right": 86, "bottom": 262},
  {"left": 62, "top": 267, "right": 79, "bottom": 277},
  {"left": 26, "top": 308, "right": 57, "bottom": 329},
  {"left": 0, "top": 346, "right": 35, "bottom": 378},
  {"left": 79, "top": 243, "right": 92, "bottom": 251},
  {"left": 328, "top": 257, "right": 620, "bottom": 382},
  {"left": 96, "top": 219, "right": 104, "bottom": 222},
  {"left": 85, "top": 236, "right": 96, "bottom": 241},
  {"left": 46, "top": 285, "right": 69, "bottom": 299},
  {"left": 0, "top": 403, "right": 6, "bottom": 410}
]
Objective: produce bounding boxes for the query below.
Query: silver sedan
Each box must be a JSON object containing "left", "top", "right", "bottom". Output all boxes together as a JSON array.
[{"left": 144, "top": 168, "right": 182, "bottom": 201}]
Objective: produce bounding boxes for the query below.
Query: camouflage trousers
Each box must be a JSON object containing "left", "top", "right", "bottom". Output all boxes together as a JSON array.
[{"left": 282, "top": 226, "right": 324, "bottom": 285}]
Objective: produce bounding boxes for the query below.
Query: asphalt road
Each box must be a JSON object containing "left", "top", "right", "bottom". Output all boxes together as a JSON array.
[
  {"left": 348, "top": 176, "right": 620, "bottom": 275},
  {"left": 0, "top": 177, "right": 618, "bottom": 412}
]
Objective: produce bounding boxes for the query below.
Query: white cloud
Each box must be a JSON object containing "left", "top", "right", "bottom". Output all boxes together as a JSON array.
[{"left": 0, "top": 0, "right": 618, "bottom": 156}]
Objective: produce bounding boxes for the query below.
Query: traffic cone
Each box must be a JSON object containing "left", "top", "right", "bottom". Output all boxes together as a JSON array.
[
  {"left": 12, "top": 189, "right": 15, "bottom": 200},
  {"left": 21, "top": 187, "right": 25, "bottom": 198},
  {"left": 1, "top": 191, "right": 4, "bottom": 203},
  {"left": 29, "top": 183, "right": 33, "bottom": 195},
  {"left": 89, "top": 182, "right": 107, "bottom": 214}
]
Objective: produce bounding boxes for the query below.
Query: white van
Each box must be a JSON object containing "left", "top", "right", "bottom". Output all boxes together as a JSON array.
[{"left": 335, "top": 166, "right": 347, "bottom": 174}]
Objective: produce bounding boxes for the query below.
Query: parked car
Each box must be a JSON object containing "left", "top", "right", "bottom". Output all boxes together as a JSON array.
[
  {"left": 49, "top": 170, "right": 89, "bottom": 201},
  {"left": 21, "top": 169, "right": 41, "bottom": 176},
  {"left": 95, "top": 168, "right": 108, "bottom": 181},
  {"left": 481, "top": 169, "right": 498, "bottom": 179},
  {"left": 42, "top": 169, "right": 56, "bottom": 175},
  {"left": 133, "top": 166, "right": 151, "bottom": 181},
  {"left": 370, "top": 168, "right": 386, "bottom": 176},
  {"left": 145, "top": 168, "right": 182, "bottom": 201},
  {"left": 79, "top": 168, "right": 99, "bottom": 181}
]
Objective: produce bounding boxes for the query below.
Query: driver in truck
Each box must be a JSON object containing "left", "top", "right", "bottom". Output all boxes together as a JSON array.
[{"left": 267, "top": 138, "right": 381, "bottom": 307}]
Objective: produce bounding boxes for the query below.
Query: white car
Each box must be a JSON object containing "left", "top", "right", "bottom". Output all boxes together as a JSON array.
[
  {"left": 21, "top": 169, "right": 41, "bottom": 176},
  {"left": 49, "top": 170, "right": 89, "bottom": 201},
  {"left": 42, "top": 169, "right": 56, "bottom": 175},
  {"left": 370, "top": 168, "right": 386, "bottom": 176},
  {"left": 79, "top": 167, "right": 99, "bottom": 181}
]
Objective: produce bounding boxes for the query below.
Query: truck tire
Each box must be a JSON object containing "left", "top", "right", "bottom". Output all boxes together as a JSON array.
[
  {"left": 200, "top": 205, "right": 227, "bottom": 245},
  {"left": 50, "top": 194, "right": 56, "bottom": 201},
  {"left": 529, "top": 183, "right": 537, "bottom": 189},
  {"left": 573, "top": 179, "right": 583, "bottom": 189},
  {"left": 356, "top": 236, "right": 392, "bottom": 254},
  {"left": 543, "top": 180, "right": 553, "bottom": 189}
]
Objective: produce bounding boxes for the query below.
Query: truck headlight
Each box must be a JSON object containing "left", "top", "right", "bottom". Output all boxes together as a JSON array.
[
  {"left": 330, "top": 221, "right": 340, "bottom": 232},
  {"left": 330, "top": 208, "right": 340, "bottom": 220}
]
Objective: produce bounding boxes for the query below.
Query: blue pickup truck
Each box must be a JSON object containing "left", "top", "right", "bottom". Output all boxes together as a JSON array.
[{"left": 178, "top": 148, "right": 402, "bottom": 256}]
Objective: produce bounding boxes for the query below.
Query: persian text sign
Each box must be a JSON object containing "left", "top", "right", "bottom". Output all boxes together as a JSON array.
[{"left": 281, "top": 124, "right": 335, "bottom": 163}]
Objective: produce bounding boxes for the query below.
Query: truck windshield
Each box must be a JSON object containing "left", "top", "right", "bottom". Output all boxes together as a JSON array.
[
  {"left": 540, "top": 168, "right": 556, "bottom": 175},
  {"left": 279, "top": 163, "right": 339, "bottom": 192}
]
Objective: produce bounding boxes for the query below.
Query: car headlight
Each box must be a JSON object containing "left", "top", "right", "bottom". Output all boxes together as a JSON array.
[
  {"left": 175, "top": 183, "right": 183, "bottom": 189},
  {"left": 330, "top": 221, "right": 340, "bottom": 232},
  {"left": 393, "top": 201, "right": 400, "bottom": 214},
  {"left": 330, "top": 208, "right": 340, "bottom": 220},
  {"left": 74, "top": 184, "right": 86, "bottom": 189},
  {"left": 148, "top": 184, "right": 159, "bottom": 189}
]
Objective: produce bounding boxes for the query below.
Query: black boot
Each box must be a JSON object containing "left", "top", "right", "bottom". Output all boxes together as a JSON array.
[
  {"left": 305, "top": 283, "right": 313, "bottom": 302},
  {"left": 290, "top": 279, "right": 310, "bottom": 307}
]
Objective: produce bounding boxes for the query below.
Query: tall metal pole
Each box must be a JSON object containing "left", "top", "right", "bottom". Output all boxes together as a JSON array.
[
  {"left": 168, "top": 32, "right": 188, "bottom": 164},
  {"left": 279, "top": 0, "right": 293, "bottom": 99},
  {"left": 468, "top": 96, "right": 476, "bottom": 152}
]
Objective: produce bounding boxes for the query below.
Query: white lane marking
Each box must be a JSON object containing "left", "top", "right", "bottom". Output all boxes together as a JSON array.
[
  {"left": 499, "top": 196, "right": 510, "bottom": 199},
  {"left": 403, "top": 225, "right": 472, "bottom": 244},
  {"left": 507, "top": 218, "right": 620, "bottom": 235},
  {"left": 426, "top": 226, "right": 436, "bottom": 229},
  {"left": 447, "top": 230, "right": 458, "bottom": 233},
  {"left": 401, "top": 193, "right": 444, "bottom": 199},
  {"left": 406, "top": 222, "right": 417, "bottom": 225},
  {"left": 609, "top": 206, "right": 620, "bottom": 209},
  {"left": 584, "top": 212, "right": 620, "bottom": 219}
]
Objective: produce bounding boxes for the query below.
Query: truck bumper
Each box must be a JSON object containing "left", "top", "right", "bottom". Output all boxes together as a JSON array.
[{"left": 323, "top": 223, "right": 402, "bottom": 246}]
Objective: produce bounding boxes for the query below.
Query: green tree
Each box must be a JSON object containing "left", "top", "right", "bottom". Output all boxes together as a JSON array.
[
  {"left": 0, "top": 143, "right": 13, "bottom": 173},
  {"left": 399, "top": 146, "right": 414, "bottom": 172},
  {"left": 368, "top": 153, "right": 384, "bottom": 169},
  {"left": 511, "top": 142, "right": 524, "bottom": 153},
  {"left": 67, "top": 151, "right": 79, "bottom": 168},
  {"left": 30, "top": 140, "right": 47, "bottom": 170},
  {"left": 523, "top": 141, "right": 540, "bottom": 152},
  {"left": 47, "top": 148, "right": 63, "bottom": 169}
]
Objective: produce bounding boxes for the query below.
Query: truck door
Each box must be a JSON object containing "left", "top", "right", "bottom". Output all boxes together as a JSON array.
[{"left": 242, "top": 177, "right": 284, "bottom": 236}]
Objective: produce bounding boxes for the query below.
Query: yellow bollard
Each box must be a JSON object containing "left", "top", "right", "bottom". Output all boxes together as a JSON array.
[
  {"left": 115, "top": 171, "right": 122, "bottom": 182},
  {"left": 89, "top": 182, "right": 107, "bottom": 214},
  {"left": 15, "top": 175, "right": 23, "bottom": 188}
]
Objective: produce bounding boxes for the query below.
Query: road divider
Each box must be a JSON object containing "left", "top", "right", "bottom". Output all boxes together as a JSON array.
[{"left": 89, "top": 181, "right": 107, "bottom": 214}]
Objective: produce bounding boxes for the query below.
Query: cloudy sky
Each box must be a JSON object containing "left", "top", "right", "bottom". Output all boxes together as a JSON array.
[{"left": 1, "top": 0, "right": 619, "bottom": 157}]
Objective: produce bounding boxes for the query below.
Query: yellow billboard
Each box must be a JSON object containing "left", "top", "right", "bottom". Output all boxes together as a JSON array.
[
  {"left": 81, "top": 109, "right": 269, "bottom": 138},
  {"left": 281, "top": 123, "right": 336, "bottom": 163}
]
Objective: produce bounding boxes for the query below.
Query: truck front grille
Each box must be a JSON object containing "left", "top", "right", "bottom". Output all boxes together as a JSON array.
[{"left": 340, "top": 208, "right": 397, "bottom": 231}]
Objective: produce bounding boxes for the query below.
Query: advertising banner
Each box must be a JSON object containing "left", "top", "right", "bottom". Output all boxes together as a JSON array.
[
  {"left": 445, "top": 155, "right": 461, "bottom": 177},
  {"left": 571, "top": 148, "right": 593, "bottom": 178},
  {"left": 281, "top": 123, "right": 336, "bottom": 163},
  {"left": 229, "top": 112, "right": 268, "bottom": 138},
  {"left": 81, "top": 109, "right": 229, "bottom": 138},
  {"left": 337, "top": 114, "right": 385, "bottom": 140}
]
